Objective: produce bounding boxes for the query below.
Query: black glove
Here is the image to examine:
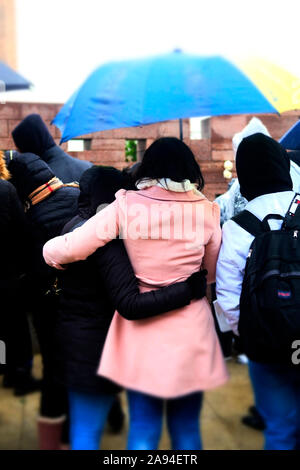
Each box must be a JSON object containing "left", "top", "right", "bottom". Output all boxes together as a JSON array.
[{"left": 186, "top": 269, "right": 208, "bottom": 300}]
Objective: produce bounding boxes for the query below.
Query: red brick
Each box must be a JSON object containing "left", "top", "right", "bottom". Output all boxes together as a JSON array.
[
  {"left": 90, "top": 150, "right": 125, "bottom": 162},
  {"left": 285, "top": 110, "right": 300, "bottom": 116},
  {"left": 54, "top": 125, "right": 62, "bottom": 139},
  {"left": 2, "top": 103, "right": 300, "bottom": 200},
  {"left": 212, "top": 150, "right": 234, "bottom": 161},
  {"left": 203, "top": 183, "right": 229, "bottom": 201},
  {"left": 200, "top": 161, "right": 225, "bottom": 171},
  {"left": 258, "top": 114, "right": 299, "bottom": 140},
  {"left": 0, "top": 103, "right": 22, "bottom": 119},
  {"left": 0, "top": 120, "right": 8, "bottom": 137},
  {"left": 69, "top": 150, "right": 124, "bottom": 164},
  {"left": 53, "top": 140, "right": 68, "bottom": 151},
  {"left": 73, "top": 133, "right": 92, "bottom": 139},
  {"left": 187, "top": 139, "right": 211, "bottom": 161},
  {"left": 44, "top": 121, "right": 57, "bottom": 139},
  {"left": 211, "top": 141, "right": 233, "bottom": 151},
  {"left": 91, "top": 123, "right": 158, "bottom": 140},
  {"left": 200, "top": 161, "right": 235, "bottom": 185},
  {"left": 55, "top": 103, "right": 65, "bottom": 114},
  {"left": 157, "top": 119, "right": 189, "bottom": 139},
  {"left": 0, "top": 137, "right": 15, "bottom": 150},
  {"left": 91, "top": 139, "right": 125, "bottom": 150},
  {"left": 89, "top": 120, "right": 189, "bottom": 140},
  {"left": 203, "top": 171, "right": 225, "bottom": 185},
  {"left": 91, "top": 129, "right": 118, "bottom": 139},
  {"left": 112, "top": 125, "right": 158, "bottom": 140},
  {"left": 211, "top": 115, "right": 248, "bottom": 142},
  {"left": 124, "top": 126, "right": 157, "bottom": 140},
  {"left": 20, "top": 103, "right": 58, "bottom": 120},
  {"left": 146, "top": 139, "right": 155, "bottom": 149},
  {"left": 8, "top": 119, "right": 20, "bottom": 135}
]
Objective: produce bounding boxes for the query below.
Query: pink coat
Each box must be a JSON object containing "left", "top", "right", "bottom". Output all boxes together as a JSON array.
[{"left": 43, "top": 186, "right": 229, "bottom": 398}]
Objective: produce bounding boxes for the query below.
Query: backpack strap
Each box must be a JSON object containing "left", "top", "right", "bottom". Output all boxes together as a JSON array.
[
  {"left": 232, "top": 210, "right": 264, "bottom": 237},
  {"left": 282, "top": 193, "right": 300, "bottom": 230},
  {"left": 261, "top": 214, "right": 285, "bottom": 231}
]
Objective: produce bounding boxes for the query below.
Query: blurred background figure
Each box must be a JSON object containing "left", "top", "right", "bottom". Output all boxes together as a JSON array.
[
  {"left": 12, "top": 114, "right": 92, "bottom": 182},
  {"left": 214, "top": 117, "right": 270, "bottom": 431},
  {"left": 217, "top": 133, "right": 300, "bottom": 449},
  {"left": 0, "top": 151, "right": 36, "bottom": 397},
  {"left": 5, "top": 150, "right": 80, "bottom": 449}
]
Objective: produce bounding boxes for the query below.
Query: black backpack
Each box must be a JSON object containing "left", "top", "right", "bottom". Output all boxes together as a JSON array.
[{"left": 232, "top": 193, "right": 300, "bottom": 364}]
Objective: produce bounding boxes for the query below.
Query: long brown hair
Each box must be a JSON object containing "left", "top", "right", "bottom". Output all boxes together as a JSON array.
[{"left": 0, "top": 151, "right": 11, "bottom": 180}]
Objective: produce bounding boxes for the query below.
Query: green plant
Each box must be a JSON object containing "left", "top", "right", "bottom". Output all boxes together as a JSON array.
[{"left": 125, "top": 140, "right": 137, "bottom": 162}]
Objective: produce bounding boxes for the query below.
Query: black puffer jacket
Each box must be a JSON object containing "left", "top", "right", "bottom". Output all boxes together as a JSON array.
[
  {"left": 12, "top": 114, "right": 92, "bottom": 183},
  {"left": 42, "top": 145, "right": 92, "bottom": 184},
  {"left": 54, "top": 167, "right": 197, "bottom": 395},
  {"left": 6, "top": 151, "right": 79, "bottom": 242},
  {"left": 6, "top": 151, "right": 79, "bottom": 287},
  {"left": 289, "top": 150, "right": 300, "bottom": 167},
  {"left": 0, "top": 178, "right": 30, "bottom": 289},
  {"left": 0, "top": 178, "right": 33, "bottom": 373}
]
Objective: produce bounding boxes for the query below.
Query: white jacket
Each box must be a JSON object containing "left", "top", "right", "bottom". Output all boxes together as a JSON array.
[
  {"left": 290, "top": 160, "right": 300, "bottom": 192},
  {"left": 216, "top": 190, "right": 296, "bottom": 334}
]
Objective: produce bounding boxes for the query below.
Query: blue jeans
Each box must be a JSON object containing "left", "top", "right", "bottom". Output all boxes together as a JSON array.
[
  {"left": 68, "top": 390, "right": 115, "bottom": 450},
  {"left": 127, "top": 390, "right": 203, "bottom": 450},
  {"left": 249, "top": 360, "right": 300, "bottom": 450}
]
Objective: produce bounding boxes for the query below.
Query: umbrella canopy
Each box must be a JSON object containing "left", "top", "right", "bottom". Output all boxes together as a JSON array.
[
  {"left": 53, "top": 51, "right": 300, "bottom": 143},
  {"left": 0, "top": 61, "right": 31, "bottom": 91},
  {"left": 280, "top": 120, "right": 300, "bottom": 150}
]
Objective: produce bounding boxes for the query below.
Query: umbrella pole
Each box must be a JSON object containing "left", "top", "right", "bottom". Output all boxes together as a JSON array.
[{"left": 179, "top": 119, "right": 183, "bottom": 141}]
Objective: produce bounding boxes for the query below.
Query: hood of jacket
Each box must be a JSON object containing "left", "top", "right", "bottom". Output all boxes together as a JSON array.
[
  {"left": 289, "top": 150, "right": 300, "bottom": 168},
  {"left": 5, "top": 151, "right": 54, "bottom": 202},
  {"left": 78, "top": 165, "right": 135, "bottom": 219},
  {"left": 236, "top": 133, "right": 293, "bottom": 201},
  {"left": 62, "top": 166, "right": 135, "bottom": 234},
  {"left": 232, "top": 117, "right": 270, "bottom": 156},
  {"left": 12, "top": 114, "right": 56, "bottom": 157}
]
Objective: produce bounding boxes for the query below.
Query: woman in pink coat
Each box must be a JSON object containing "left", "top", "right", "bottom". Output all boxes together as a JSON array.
[{"left": 43, "top": 138, "right": 228, "bottom": 450}]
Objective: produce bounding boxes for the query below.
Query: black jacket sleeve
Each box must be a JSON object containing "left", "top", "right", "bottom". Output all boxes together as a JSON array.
[
  {"left": 94, "top": 239, "right": 193, "bottom": 320},
  {"left": 7, "top": 183, "right": 33, "bottom": 273}
]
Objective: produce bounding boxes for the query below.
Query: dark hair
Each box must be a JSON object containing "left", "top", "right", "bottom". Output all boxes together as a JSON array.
[
  {"left": 79, "top": 165, "right": 135, "bottom": 214},
  {"left": 134, "top": 137, "right": 204, "bottom": 190}
]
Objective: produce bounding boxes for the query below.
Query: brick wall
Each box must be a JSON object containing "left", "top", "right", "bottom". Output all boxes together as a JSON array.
[{"left": 0, "top": 101, "right": 299, "bottom": 201}]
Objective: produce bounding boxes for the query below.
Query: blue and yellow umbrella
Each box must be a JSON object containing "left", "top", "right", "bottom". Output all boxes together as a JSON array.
[{"left": 53, "top": 51, "right": 300, "bottom": 142}]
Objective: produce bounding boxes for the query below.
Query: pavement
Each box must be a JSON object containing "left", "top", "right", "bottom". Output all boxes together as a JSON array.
[{"left": 0, "top": 357, "right": 263, "bottom": 450}]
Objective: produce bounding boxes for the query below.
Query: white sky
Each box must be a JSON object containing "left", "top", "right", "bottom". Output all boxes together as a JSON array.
[{"left": 5, "top": 0, "right": 300, "bottom": 103}]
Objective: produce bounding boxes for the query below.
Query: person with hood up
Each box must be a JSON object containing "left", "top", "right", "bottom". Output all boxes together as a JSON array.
[
  {"left": 9, "top": 109, "right": 123, "bottom": 437},
  {"left": 6, "top": 151, "right": 79, "bottom": 242},
  {"left": 54, "top": 165, "right": 208, "bottom": 450},
  {"left": 5, "top": 151, "right": 80, "bottom": 449},
  {"left": 215, "top": 118, "right": 266, "bottom": 429},
  {"left": 216, "top": 118, "right": 300, "bottom": 227},
  {"left": 0, "top": 151, "right": 34, "bottom": 395},
  {"left": 216, "top": 119, "right": 300, "bottom": 432},
  {"left": 42, "top": 137, "right": 229, "bottom": 450},
  {"left": 216, "top": 133, "right": 300, "bottom": 450},
  {"left": 12, "top": 114, "right": 92, "bottom": 183}
]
